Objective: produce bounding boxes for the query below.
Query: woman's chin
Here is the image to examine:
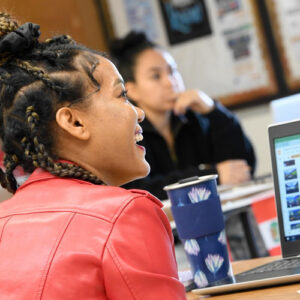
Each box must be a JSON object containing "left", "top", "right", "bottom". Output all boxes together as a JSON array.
[
  {"left": 141, "top": 161, "right": 151, "bottom": 177},
  {"left": 124, "top": 162, "right": 150, "bottom": 186}
]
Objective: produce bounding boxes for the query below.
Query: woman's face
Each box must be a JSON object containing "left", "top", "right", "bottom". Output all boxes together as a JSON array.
[
  {"left": 127, "top": 48, "right": 185, "bottom": 114},
  {"left": 74, "top": 57, "right": 150, "bottom": 186}
]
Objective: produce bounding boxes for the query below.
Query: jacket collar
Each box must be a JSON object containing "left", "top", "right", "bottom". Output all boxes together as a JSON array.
[
  {"left": 15, "top": 167, "right": 163, "bottom": 209},
  {"left": 17, "top": 163, "right": 92, "bottom": 192}
]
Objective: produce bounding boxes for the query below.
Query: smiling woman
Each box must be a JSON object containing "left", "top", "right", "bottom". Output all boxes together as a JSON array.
[
  {"left": 0, "top": 13, "right": 186, "bottom": 300},
  {"left": 53, "top": 58, "right": 149, "bottom": 187}
]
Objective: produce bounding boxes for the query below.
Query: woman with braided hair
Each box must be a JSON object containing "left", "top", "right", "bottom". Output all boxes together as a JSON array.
[{"left": 0, "top": 13, "right": 186, "bottom": 300}]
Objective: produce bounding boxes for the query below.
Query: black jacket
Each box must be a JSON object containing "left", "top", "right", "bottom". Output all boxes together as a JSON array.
[{"left": 124, "top": 102, "right": 256, "bottom": 199}]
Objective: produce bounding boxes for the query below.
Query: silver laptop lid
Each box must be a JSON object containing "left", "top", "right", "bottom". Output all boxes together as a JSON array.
[
  {"left": 269, "top": 119, "right": 300, "bottom": 257},
  {"left": 270, "top": 94, "right": 300, "bottom": 124}
]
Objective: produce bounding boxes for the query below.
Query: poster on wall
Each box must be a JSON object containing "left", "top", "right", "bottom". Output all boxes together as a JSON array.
[
  {"left": 267, "top": 0, "right": 300, "bottom": 88},
  {"left": 211, "top": 0, "right": 269, "bottom": 92},
  {"left": 215, "top": 0, "right": 242, "bottom": 19},
  {"left": 123, "top": 0, "right": 158, "bottom": 41},
  {"left": 159, "top": 0, "right": 212, "bottom": 45}
]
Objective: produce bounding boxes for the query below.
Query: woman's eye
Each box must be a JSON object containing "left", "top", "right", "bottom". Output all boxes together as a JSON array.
[
  {"left": 120, "top": 89, "right": 129, "bottom": 102},
  {"left": 150, "top": 73, "right": 160, "bottom": 80}
]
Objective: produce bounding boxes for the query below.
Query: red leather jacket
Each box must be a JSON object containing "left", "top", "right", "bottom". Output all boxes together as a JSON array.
[{"left": 0, "top": 168, "right": 186, "bottom": 299}]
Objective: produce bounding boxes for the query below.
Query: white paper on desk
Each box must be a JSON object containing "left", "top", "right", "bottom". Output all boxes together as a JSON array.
[{"left": 220, "top": 182, "right": 274, "bottom": 202}]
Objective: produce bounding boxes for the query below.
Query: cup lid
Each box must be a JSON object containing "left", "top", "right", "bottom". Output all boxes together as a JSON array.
[{"left": 163, "top": 174, "right": 218, "bottom": 191}]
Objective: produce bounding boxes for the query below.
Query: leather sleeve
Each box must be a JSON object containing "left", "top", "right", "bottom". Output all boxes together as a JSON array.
[{"left": 102, "top": 195, "right": 186, "bottom": 300}]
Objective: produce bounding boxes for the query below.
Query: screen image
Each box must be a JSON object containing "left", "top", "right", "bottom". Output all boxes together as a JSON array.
[
  {"left": 289, "top": 208, "right": 300, "bottom": 221},
  {"left": 284, "top": 159, "right": 295, "bottom": 167},
  {"left": 284, "top": 167, "right": 297, "bottom": 180},
  {"left": 285, "top": 180, "right": 299, "bottom": 194},
  {"left": 291, "top": 223, "right": 300, "bottom": 230},
  {"left": 287, "top": 194, "right": 300, "bottom": 208},
  {"left": 275, "top": 134, "right": 300, "bottom": 241}
]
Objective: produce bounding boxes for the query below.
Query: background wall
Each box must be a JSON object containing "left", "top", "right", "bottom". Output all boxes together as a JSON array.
[{"left": 234, "top": 102, "right": 272, "bottom": 177}]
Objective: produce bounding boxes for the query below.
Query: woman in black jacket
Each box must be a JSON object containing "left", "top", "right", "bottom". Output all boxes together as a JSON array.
[{"left": 109, "top": 31, "right": 256, "bottom": 199}]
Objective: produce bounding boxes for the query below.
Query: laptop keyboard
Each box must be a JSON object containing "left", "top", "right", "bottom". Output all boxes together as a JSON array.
[{"left": 237, "top": 258, "right": 300, "bottom": 276}]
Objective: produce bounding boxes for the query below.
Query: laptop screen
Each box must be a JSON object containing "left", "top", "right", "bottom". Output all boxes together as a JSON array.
[{"left": 274, "top": 133, "right": 300, "bottom": 242}]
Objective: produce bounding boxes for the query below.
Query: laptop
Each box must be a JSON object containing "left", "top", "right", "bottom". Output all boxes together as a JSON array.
[{"left": 192, "top": 119, "right": 300, "bottom": 296}]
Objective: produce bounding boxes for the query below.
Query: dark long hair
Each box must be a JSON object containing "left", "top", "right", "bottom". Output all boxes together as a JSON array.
[
  {"left": 109, "top": 31, "right": 156, "bottom": 82},
  {"left": 0, "top": 12, "right": 104, "bottom": 193}
]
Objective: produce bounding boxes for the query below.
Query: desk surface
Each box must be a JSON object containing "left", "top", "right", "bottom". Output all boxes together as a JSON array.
[{"left": 186, "top": 256, "right": 300, "bottom": 299}]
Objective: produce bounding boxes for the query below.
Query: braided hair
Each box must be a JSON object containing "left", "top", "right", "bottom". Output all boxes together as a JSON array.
[
  {"left": 0, "top": 13, "right": 104, "bottom": 193},
  {"left": 108, "top": 31, "right": 156, "bottom": 82}
]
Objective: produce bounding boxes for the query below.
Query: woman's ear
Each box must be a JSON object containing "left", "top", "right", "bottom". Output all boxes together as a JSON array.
[
  {"left": 55, "top": 107, "right": 90, "bottom": 140},
  {"left": 126, "top": 81, "right": 140, "bottom": 103}
]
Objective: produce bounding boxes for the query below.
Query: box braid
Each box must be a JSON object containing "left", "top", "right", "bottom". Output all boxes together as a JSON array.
[{"left": 0, "top": 13, "right": 104, "bottom": 193}]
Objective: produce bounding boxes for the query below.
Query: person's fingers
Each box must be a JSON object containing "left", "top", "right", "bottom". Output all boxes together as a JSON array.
[
  {"left": 217, "top": 159, "right": 251, "bottom": 185},
  {"left": 234, "top": 167, "right": 251, "bottom": 183},
  {"left": 230, "top": 160, "right": 251, "bottom": 174},
  {"left": 173, "top": 95, "right": 189, "bottom": 115},
  {"left": 173, "top": 105, "right": 186, "bottom": 115}
]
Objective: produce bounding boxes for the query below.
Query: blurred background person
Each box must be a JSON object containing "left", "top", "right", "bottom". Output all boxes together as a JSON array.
[{"left": 109, "top": 31, "right": 256, "bottom": 200}]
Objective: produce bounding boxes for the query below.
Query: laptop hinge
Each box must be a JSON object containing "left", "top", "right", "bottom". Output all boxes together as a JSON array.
[{"left": 283, "top": 254, "right": 300, "bottom": 259}]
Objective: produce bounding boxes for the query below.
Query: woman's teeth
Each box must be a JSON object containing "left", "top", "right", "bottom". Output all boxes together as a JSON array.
[{"left": 135, "top": 133, "right": 143, "bottom": 143}]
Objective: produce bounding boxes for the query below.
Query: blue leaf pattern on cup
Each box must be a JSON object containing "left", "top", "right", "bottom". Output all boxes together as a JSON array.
[
  {"left": 184, "top": 239, "right": 200, "bottom": 256},
  {"left": 194, "top": 270, "right": 209, "bottom": 288},
  {"left": 218, "top": 230, "right": 226, "bottom": 245},
  {"left": 188, "top": 187, "right": 211, "bottom": 203},
  {"left": 177, "top": 198, "right": 184, "bottom": 207},
  {"left": 205, "top": 254, "right": 224, "bottom": 275}
]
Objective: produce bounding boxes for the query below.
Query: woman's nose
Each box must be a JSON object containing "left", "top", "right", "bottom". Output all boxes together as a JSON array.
[
  {"left": 164, "top": 74, "right": 175, "bottom": 89},
  {"left": 136, "top": 106, "right": 145, "bottom": 123}
]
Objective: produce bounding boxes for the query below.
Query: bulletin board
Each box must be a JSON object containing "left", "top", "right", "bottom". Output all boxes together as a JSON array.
[
  {"left": 199, "top": 0, "right": 278, "bottom": 106},
  {"left": 98, "top": 0, "right": 278, "bottom": 107},
  {"left": 265, "top": 0, "right": 300, "bottom": 91}
]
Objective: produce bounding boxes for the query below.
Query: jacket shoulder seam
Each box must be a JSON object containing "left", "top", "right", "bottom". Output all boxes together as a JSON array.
[
  {"left": 36, "top": 212, "right": 76, "bottom": 299},
  {"left": 110, "top": 192, "right": 161, "bottom": 224},
  {"left": 0, "top": 216, "right": 11, "bottom": 244},
  {"left": 100, "top": 195, "right": 144, "bottom": 263},
  {"left": 105, "top": 244, "right": 138, "bottom": 299},
  {"left": 0, "top": 207, "right": 122, "bottom": 224},
  {"left": 101, "top": 195, "right": 154, "bottom": 299}
]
